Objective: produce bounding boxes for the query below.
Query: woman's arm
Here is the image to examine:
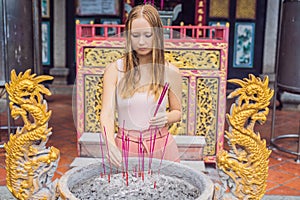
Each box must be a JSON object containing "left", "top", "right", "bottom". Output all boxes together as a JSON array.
[
  {"left": 100, "top": 62, "right": 122, "bottom": 167},
  {"left": 166, "top": 63, "right": 182, "bottom": 124},
  {"left": 149, "top": 63, "right": 182, "bottom": 128}
]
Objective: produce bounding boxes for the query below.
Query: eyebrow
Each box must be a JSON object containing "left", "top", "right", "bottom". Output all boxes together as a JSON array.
[{"left": 131, "top": 30, "right": 152, "bottom": 34}]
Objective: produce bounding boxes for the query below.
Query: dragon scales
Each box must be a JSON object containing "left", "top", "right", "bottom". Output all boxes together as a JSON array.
[
  {"left": 4, "top": 70, "right": 60, "bottom": 200},
  {"left": 217, "top": 74, "right": 274, "bottom": 200}
]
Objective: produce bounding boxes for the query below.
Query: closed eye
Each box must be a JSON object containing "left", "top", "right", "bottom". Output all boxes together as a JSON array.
[
  {"left": 131, "top": 33, "right": 140, "bottom": 38},
  {"left": 145, "top": 33, "right": 152, "bottom": 38}
]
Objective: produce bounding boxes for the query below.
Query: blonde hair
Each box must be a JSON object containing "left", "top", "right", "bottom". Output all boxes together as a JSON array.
[{"left": 119, "top": 4, "right": 165, "bottom": 101}]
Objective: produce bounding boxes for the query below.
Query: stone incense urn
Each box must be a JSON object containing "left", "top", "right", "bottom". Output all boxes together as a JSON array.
[{"left": 58, "top": 158, "right": 214, "bottom": 200}]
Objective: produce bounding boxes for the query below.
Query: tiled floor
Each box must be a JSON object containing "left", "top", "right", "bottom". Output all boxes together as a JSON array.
[{"left": 1, "top": 94, "right": 300, "bottom": 197}]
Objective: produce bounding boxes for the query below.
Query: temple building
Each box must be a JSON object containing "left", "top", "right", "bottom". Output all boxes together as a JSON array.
[{"left": 0, "top": 0, "right": 299, "bottom": 107}]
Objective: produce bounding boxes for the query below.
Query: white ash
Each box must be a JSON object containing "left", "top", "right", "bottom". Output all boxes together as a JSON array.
[{"left": 71, "top": 172, "right": 201, "bottom": 200}]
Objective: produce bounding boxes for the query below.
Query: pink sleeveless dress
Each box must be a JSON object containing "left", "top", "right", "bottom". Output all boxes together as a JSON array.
[{"left": 115, "top": 59, "right": 180, "bottom": 162}]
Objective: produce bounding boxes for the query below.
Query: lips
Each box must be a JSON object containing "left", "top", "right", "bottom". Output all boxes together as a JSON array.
[{"left": 138, "top": 48, "right": 148, "bottom": 51}]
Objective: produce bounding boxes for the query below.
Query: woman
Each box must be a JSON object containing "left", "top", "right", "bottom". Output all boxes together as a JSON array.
[{"left": 100, "top": 4, "right": 182, "bottom": 167}]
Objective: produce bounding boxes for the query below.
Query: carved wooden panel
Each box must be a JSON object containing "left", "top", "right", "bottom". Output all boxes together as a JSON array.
[
  {"left": 196, "top": 77, "right": 219, "bottom": 156},
  {"left": 84, "top": 74, "right": 103, "bottom": 133},
  {"left": 84, "top": 48, "right": 124, "bottom": 67}
]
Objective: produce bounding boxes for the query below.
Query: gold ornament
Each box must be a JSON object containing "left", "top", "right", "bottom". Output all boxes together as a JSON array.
[
  {"left": 217, "top": 74, "right": 273, "bottom": 199},
  {"left": 5, "top": 69, "right": 60, "bottom": 200}
]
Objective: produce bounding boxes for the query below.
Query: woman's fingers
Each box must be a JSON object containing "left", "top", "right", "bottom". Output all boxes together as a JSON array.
[
  {"left": 106, "top": 144, "right": 122, "bottom": 168},
  {"left": 149, "top": 113, "right": 167, "bottom": 127}
]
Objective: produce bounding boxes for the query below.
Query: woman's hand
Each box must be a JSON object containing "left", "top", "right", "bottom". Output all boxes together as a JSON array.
[
  {"left": 149, "top": 112, "right": 168, "bottom": 128},
  {"left": 106, "top": 141, "right": 122, "bottom": 168}
]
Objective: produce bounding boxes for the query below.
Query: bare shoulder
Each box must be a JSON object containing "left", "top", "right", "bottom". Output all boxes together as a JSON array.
[
  {"left": 165, "top": 62, "right": 180, "bottom": 73},
  {"left": 165, "top": 62, "right": 181, "bottom": 81},
  {"left": 165, "top": 62, "right": 182, "bottom": 99},
  {"left": 104, "top": 61, "right": 119, "bottom": 83},
  {"left": 105, "top": 60, "right": 118, "bottom": 72}
]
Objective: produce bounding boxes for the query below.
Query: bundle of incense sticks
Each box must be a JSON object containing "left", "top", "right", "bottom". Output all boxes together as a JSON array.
[
  {"left": 153, "top": 82, "right": 169, "bottom": 117},
  {"left": 103, "top": 127, "right": 112, "bottom": 183}
]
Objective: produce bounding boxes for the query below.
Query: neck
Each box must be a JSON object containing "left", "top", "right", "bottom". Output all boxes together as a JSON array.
[{"left": 138, "top": 54, "right": 152, "bottom": 65}]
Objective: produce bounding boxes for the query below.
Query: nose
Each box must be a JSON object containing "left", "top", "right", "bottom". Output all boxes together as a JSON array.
[{"left": 138, "top": 36, "right": 146, "bottom": 45}]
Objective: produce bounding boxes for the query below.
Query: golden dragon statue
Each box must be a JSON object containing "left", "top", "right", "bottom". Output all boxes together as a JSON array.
[
  {"left": 217, "top": 74, "right": 273, "bottom": 200},
  {"left": 5, "top": 69, "right": 60, "bottom": 200}
]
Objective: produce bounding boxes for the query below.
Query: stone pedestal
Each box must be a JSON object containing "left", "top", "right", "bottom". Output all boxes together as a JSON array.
[{"left": 173, "top": 135, "right": 206, "bottom": 161}]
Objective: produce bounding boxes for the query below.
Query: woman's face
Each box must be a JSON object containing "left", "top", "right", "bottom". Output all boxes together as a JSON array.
[{"left": 130, "top": 17, "right": 153, "bottom": 57}]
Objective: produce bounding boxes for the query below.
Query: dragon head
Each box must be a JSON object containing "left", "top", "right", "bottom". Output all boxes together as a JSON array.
[
  {"left": 227, "top": 74, "right": 274, "bottom": 123},
  {"left": 5, "top": 69, "right": 53, "bottom": 105},
  {"left": 228, "top": 75, "right": 273, "bottom": 107}
]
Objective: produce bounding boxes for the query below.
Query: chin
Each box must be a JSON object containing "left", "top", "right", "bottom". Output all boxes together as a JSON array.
[{"left": 136, "top": 50, "right": 152, "bottom": 56}]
